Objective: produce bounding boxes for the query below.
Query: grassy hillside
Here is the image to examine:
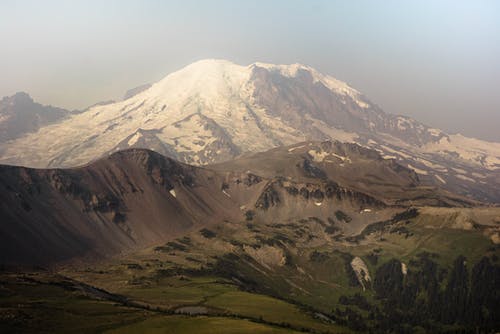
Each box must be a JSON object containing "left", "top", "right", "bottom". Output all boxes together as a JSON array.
[{"left": 1, "top": 203, "right": 498, "bottom": 333}]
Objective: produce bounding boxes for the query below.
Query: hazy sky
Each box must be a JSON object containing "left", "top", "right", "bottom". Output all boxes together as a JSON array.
[{"left": 1, "top": 0, "right": 499, "bottom": 141}]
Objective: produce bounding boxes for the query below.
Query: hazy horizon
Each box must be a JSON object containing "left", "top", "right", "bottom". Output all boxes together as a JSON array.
[{"left": 1, "top": 0, "right": 499, "bottom": 141}]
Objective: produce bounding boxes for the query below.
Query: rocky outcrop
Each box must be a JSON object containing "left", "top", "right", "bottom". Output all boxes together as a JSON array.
[{"left": 255, "top": 182, "right": 281, "bottom": 210}]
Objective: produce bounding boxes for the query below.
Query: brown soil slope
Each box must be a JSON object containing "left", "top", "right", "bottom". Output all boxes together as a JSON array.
[{"left": 0, "top": 149, "right": 238, "bottom": 265}]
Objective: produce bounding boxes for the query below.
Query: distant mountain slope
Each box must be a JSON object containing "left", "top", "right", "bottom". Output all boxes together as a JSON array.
[
  {"left": 0, "top": 60, "right": 498, "bottom": 202},
  {"left": 0, "top": 92, "right": 69, "bottom": 142}
]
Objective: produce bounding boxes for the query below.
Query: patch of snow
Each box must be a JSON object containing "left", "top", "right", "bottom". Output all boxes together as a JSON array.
[
  {"left": 380, "top": 145, "right": 413, "bottom": 159},
  {"left": 415, "top": 158, "right": 447, "bottom": 172},
  {"left": 397, "top": 117, "right": 410, "bottom": 130},
  {"left": 422, "top": 134, "right": 500, "bottom": 170},
  {"left": 401, "top": 262, "right": 408, "bottom": 275},
  {"left": 407, "top": 164, "right": 429, "bottom": 175},
  {"left": 434, "top": 174, "right": 446, "bottom": 184},
  {"left": 308, "top": 149, "right": 329, "bottom": 162},
  {"left": 491, "top": 232, "right": 500, "bottom": 244},
  {"left": 452, "top": 167, "right": 467, "bottom": 174},
  {"left": 330, "top": 152, "right": 347, "bottom": 161},
  {"left": 222, "top": 189, "right": 231, "bottom": 197},
  {"left": 127, "top": 132, "right": 142, "bottom": 146},
  {"left": 288, "top": 144, "right": 305, "bottom": 152},
  {"left": 351, "top": 257, "right": 371, "bottom": 291},
  {"left": 428, "top": 128, "right": 443, "bottom": 137},
  {"left": 455, "top": 174, "right": 476, "bottom": 183},
  {"left": 169, "top": 189, "right": 176, "bottom": 198}
]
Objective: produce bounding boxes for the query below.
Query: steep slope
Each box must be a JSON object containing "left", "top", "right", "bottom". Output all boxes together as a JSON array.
[
  {"left": 0, "top": 60, "right": 498, "bottom": 202},
  {"left": 0, "top": 149, "right": 238, "bottom": 265}
]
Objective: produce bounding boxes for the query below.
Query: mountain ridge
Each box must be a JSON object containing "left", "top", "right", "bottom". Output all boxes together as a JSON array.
[{"left": 0, "top": 142, "right": 479, "bottom": 266}]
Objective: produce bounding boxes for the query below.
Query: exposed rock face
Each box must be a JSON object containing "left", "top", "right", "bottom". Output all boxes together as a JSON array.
[
  {"left": 300, "top": 158, "right": 327, "bottom": 179},
  {"left": 255, "top": 182, "right": 281, "bottom": 210},
  {"left": 243, "top": 173, "right": 262, "bottom": 186}
]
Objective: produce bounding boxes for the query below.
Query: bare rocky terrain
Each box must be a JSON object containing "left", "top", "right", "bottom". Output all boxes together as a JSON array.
[{"left": 0, "top": 142, "right": 489, "bottom": 266}]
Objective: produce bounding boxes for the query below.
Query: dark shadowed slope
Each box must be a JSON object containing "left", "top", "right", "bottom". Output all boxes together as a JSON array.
[{"left": 0, "top": 149, "right": 238, "bottom": 265}]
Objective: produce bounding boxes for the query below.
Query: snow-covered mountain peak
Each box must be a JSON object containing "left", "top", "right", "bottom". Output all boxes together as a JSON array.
[
  {"left": 158, "top": 58, "right": 250, "bottom": 87},
  {"left": 129, "top": 59, "right": 253, "bottom": 109},
  {"left": 1, "top": 59, "right": 499, "bottom": 202},
  {"left": 141, "top": 59, "right": 365, "bottom": 108}
]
